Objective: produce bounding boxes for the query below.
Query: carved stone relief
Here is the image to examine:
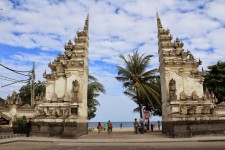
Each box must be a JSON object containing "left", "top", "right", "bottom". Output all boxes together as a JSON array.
[
  {"left": 180, "top": 91, "right": 187, "bottom": 100},
  {"left": 169, "top": 78, "right": 177, "bottom": 100},
  {"left": 192, "top": 91, "right": 199, "bottom": 100},
  {"left": 71, "top": 80, "right": 79, "bottom": 102},
  {"left": 202, "top": 106, "right": 211, "bottom": 114},
  {"left": 52, "top": 93, "right": 58, "bottom": 102},
  {"left": 180, "top": 106, "right": 188, "bottom": 115},
  {"left": 187, "top": 106, "right": 196, "bottom": 115},
  {"left": 5, "top": 91, "right": 22, "bottom": 107},
  {"left": 64, "top": 92, "right": 70, "bottom": 102},
  {"left": 195, "top": 106, "right": 202, "bottom": 114},
  {"left": 63, "top": 108, "right": 69, "bottom": 116},
  {"left": 37, "top": 108, "right": 45, "bottom": 116}
]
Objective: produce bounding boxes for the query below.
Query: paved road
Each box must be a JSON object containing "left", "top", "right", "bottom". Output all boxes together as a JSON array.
[{"left": 1, "top": 141, "right": 225, "bottom": 150}]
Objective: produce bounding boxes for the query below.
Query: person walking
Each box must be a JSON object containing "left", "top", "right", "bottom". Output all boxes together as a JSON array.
[
  {"left": 151, "top": 123, "right": 154, "bottom": 132},
  {"left": 134, "top": 118, "right": 138, "bottom": 134},
  {"left": 97, "top": 122, "right": 102, "bottom": 134},
  {"left": 120, "top": 123, "right": 122, "bottom": 129},
  {"left": 107, "top": 120, "right": 113, "bottom": 134},
  {"left": 158, "top": 120, "right": 161, "bottom": 131},
  {"left": 26, "top": 118, "right": 32, "bottom": 137}
]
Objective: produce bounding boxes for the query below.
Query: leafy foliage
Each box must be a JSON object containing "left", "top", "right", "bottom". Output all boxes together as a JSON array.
[
  {"left": 204, "top": 61, "right": 225, "bottom": 103},
  {"left": 0, "top": 97, "right": 6, "bottom": 107},
  {"left": 12, "top": 116, "right": 27, "bottom": 134},
  {"left": 116, "top": 50, "right": 161, "bottom": 118},
  {"left": 88, "top": 75, "right": 106, "bottom": 120},
  {"left": 19, "top": 81, "right": 45, "bottom": 105}
]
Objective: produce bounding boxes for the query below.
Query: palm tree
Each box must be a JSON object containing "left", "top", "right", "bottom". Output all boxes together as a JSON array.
[
  {"left": 115, "top": 50, "right": 161, "bottom": 118},
  {"left": 88, "top": 75, "right": 106, "bottom": 120},
  {"left": 124, "top": 77, "right": 162, "bottom": 116}
]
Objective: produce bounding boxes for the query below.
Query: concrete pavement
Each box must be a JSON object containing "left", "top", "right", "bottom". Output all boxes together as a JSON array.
[{"left": 1, "top": 131, "right": 225, "bottom": 145}]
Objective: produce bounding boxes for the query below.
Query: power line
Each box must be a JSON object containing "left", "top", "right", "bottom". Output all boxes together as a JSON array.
[
  {"left": 0, "top": 75, "right": 18, "bottom": 81},
  {"left": 0, "top": 63, "right": 31, "bottom": 76},
  {"left": 1, "top": 79, "right": 29, "bottom": 88},
  {"left": 0, "top": 77, "right": 17, "bottom": 82},
  {"left": 0, "top": 63, "right": 34, "bottom": 89}
]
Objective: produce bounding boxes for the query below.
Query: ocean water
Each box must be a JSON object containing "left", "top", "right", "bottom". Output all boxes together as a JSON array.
[{"left": 88, "top": 121, "right": 159, "bottom": 128}]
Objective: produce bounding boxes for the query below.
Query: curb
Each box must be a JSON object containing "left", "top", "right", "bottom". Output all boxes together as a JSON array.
[{"left": 1, "top": 138, "right": 225, "bottom": 145}]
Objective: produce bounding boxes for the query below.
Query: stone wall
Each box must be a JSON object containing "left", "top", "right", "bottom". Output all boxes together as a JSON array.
[
  {"left": 31, "top": 122, "right": 87, "bottom": 138},
  {"left": 163, "top": 120, "right": 225, "bottom": 138}
]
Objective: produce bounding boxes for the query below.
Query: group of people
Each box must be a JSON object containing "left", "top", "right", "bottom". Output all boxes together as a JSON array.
[
  {"left": 134, "top": 118, "right": 161, "bottom": 134},
  {"left": 97, "top": 120, "right": 113, "bottom": 134}
]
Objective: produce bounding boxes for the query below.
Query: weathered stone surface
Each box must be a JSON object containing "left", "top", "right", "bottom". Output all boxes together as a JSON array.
[
  {"left": 30, "top": 122, "right": 87, "bottom": 138},
  {"left": 157, "top": 12, "right": 225, "bottom": 137},
  {"left": 163, "top": 120, "right": 225, "bottom": 138},
  {"left": 30, "top": 15, "right": 89, "bottom": 138}
]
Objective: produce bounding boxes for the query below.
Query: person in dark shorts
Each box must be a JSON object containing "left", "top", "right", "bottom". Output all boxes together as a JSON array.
[
  {"left": 97, "top": 122, "right": 102, "bottom": 134},
  {"left": 26, "top": 118, "right": 32, "bottom": 137},
  {"left": 134, "top": 118, "right": 138, "bottom": 134},
  {"left": 107, "top": 120, "right": 113, "bottom": 134}
]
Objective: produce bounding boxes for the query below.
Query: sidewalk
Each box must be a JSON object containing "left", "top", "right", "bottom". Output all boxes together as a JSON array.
[{"left": 1, "top": 131, "right": 225, "bottom": 145}]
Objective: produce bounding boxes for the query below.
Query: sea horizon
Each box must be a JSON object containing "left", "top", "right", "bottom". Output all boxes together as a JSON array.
[{"left": 88, "top": 121, "right": 160, "bottom": 128}]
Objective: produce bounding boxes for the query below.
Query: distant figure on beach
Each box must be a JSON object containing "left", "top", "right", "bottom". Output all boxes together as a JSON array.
[
  {"left": 158, "top": 120, "right": 160, "bottom": 131},
  {"left": 144, "top": 122, "right": 147, "bottom": 132},
  {"left": 120, "top": 123, "right": 122, "bottom": 129},
  {"left": 134, "top": 118, "right": 138, "bottom": 134},
  {"left": 97, "top": 122, "right": 101, "bottom": 134},
  {"left": 103, "top": 124, "right": 107, "bottom": 131},
  {"left": 151, "top": 123, "right": 154, "bottom": 132},
  {"left": 139, "top": 119, "right": 144, "bottom": 134},
  {"left": 107, "top": 120, "right": 113, "bottom": 134}
]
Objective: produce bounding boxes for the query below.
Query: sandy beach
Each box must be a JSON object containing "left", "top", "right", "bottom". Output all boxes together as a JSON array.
[
  {"left": 89, "top": 127, "right": 133, "bottom": 133},
  {"left": 89, "top": 127, "right": 161, "bottom": 133}
]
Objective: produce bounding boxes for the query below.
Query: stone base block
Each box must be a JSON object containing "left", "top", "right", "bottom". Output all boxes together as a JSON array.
[
  {"left": 162, "top": 120, "right": 225, "bottom": 138},
  {"left": 30, "top": 122, "right": 87, "bottom": 138}
]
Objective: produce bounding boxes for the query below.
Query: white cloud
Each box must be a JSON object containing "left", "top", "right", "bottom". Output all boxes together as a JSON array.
[{"left": 1, "top": 0, "right": 225, "bottom": 121}]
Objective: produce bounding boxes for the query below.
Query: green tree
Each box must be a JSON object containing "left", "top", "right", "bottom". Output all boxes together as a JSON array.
[
  {"left": 204, "top": 61, "right": 225, "bottom": 103},
  {"left": 12, "top": 116, "right": 27, "bottom": 134},
  {"left": 88, "top": 75, "right": 106, "bottom": 120},
  {"left": 116, "top": 50, "right": 161, "bottom": 118},
  {"left": 0, "top": 97, "right": 6, "bottom": 107},
  {"left": 124, "top": 76, "right": 162, "bottom": 116},
  {"left": 19, "top": 81, "right": 45, "bottom": 105}
]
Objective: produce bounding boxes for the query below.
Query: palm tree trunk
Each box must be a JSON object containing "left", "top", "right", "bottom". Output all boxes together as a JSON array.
[{"left": 139, "top": 103, "right": 143, "bottom": 118}]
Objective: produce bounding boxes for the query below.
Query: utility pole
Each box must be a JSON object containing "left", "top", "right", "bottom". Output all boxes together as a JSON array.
[{"left": 31, "top": 62, "right": 35, "bottom": 107}]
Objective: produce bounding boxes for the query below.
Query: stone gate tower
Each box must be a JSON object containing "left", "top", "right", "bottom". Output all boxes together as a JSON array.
[
  {"left": 157, "top": 13, "right": 225, "bottom": 137},
  {"left": 31, "top": 15, "right": 89, "bottom": 138}
]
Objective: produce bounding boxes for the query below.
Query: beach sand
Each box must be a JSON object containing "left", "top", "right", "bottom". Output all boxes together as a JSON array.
[{"left": 89, "top": 127, "right": 161, "bottom": 133}]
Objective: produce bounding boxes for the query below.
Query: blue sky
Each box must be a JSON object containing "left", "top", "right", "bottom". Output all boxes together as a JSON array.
[{"left": 0, "top": 0, "right": 225, "bottom": 122}]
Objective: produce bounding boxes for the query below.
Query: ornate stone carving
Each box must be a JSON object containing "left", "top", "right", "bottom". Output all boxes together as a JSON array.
[
  {"left": 72, "top": 80, "right": 79, "bottom": 102},
  {"left": 64, "top": 92, "right": 70, "bottom": 102},
  {"left": 180, "top": 91, "right": 187, "bottom": 100},
  {"left": 35, "top": 92, "right": 45, "bottom": 104},
  {"left": 180, "top": 106, "right": 188, "bottom": 115},
  {"left": 37, "top": 108, "right": 45, "bottom": 115},
  {"left": 34, "top": 16, "right": 88, "bottom": 123},
  {"left": 63, "top": 108, "right": 69, "bottom": 116},
  {"left": 44, "top": 107, "right": 50, "bottom": 115},
  {"left": 187, "top": 106, "right": 196, "bottom": 115},
  {"left": 52, "top": 93, "right": 58, "bottom": 102},
  {"left": 5, "top": 91, "right": 22, "bottom": 107},
  {"left": 56, "top": 62, "right": 65, "bottom": 74},
  {"left": 192, "top": 91, "right": 199, "bottom": 100},
  {"left": 195, "top": 106, "right": 202, "bottom": 114},
  {"left": 169, "top": 78, "right": 177, "bottom": 100},
  {"left": 56, "top": 107, "right": 62, "bottom": 116}
]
